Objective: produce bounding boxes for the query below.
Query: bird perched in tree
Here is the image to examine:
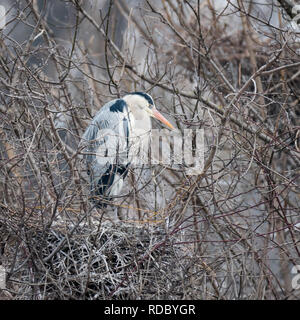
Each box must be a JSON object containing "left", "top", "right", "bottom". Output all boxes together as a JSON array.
[{"left": 82, "top": 92, "right": 174, "bottom": 207}]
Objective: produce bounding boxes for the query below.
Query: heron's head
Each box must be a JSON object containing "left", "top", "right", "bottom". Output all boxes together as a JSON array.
[{"left": 124, "top": 92, "right": 174, "bottom": 129}]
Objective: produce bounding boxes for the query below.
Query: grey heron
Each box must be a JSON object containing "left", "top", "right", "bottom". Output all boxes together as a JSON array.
[{"left": 82, "top": 92, "right": 174, "bottom": 207}]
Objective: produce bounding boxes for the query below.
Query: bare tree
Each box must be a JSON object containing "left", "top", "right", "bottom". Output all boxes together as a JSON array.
[{"left": 0, "top": 0, "right": 299, "bottom": 300}]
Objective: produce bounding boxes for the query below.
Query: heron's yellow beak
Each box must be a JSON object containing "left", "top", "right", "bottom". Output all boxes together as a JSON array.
[{"left": 151, "top": 108, "right": 174, "bottom": 130}]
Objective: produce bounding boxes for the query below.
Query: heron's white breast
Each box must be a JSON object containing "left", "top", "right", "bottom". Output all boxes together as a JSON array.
[{"left": 128, "top": 110, "right": 151, "bottom": 165}]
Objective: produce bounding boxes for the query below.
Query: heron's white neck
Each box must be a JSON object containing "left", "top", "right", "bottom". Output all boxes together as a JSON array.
[{"left": 123, "top": 95, "right": 152, "bottom": 132}]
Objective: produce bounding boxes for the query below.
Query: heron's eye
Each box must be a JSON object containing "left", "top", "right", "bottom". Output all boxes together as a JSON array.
[{"left": 148, "top": 104, "right": 153, "bottom": 109}]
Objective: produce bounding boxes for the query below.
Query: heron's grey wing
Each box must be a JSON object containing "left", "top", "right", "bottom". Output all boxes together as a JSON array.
[
  {"left": 81, "top": 99, "right": 131, "bottom": 204},
  {"left": 82, "top": 118, "right": 109, "bottom": 163},
  {"left": 82, "top": 99, "right": 131, "bottom": 164}
]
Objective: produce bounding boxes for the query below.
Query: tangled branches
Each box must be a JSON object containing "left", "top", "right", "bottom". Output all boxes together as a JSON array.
[{"left": 0, "top": 0, "right": 299, "bottom": 300}]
